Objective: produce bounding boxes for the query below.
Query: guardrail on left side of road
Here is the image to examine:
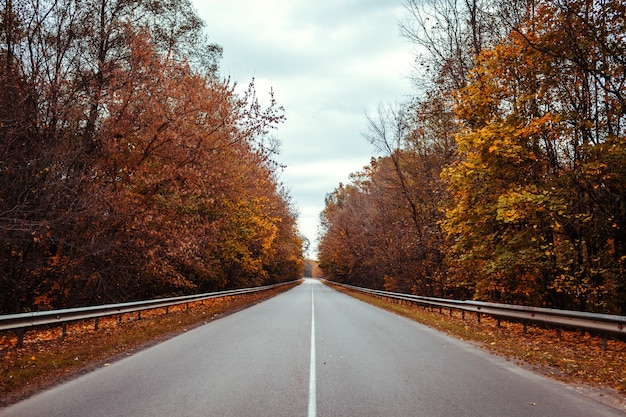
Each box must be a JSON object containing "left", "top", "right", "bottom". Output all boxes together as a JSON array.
[{"left": 0, "top": 280, "right": 300, "bottom": 346}]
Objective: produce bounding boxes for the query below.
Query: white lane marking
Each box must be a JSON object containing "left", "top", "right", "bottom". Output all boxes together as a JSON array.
[{"left": 308, "top": 286, "right": 317, "bottom": 417}]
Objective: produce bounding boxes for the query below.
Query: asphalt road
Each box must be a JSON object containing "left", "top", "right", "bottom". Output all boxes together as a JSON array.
[{"left": 1, "top": 279, "right": 624, "bottom": 417}]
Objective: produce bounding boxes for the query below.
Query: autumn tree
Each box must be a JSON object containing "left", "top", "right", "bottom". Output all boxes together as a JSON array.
[
  {"left": 0, "top": 0, "right": 302, "bottom": 313},
  {"left": 362, "top": 100, "right": 456, "bottom": 296},
  {"left": 318, "top": 182, "right": 373, "bottom": 287},
  {"left": 443, "top": 0, "right": 626, "bottom": 312},
  {"left": 400, "top": 0, "right": 508, "bottom": 94},
  {"left": 320, "top": 0, "right": 625, "bottom": 315},
  {"left": 318, "top": 122, "right": 454, "bottom": 296},
  {"left": 320, "top": 0, "right": 500, "bottom": 296}
]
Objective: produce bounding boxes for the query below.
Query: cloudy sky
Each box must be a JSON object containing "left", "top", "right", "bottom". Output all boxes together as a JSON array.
[{"left": 193, "top": 0, "right": 415, "bottom": 256}]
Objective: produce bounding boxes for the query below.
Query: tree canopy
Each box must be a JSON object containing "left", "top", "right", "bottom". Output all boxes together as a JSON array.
[
  {"left": 0, "top": 0, "right": 304, "bottom": 313},
  {"left": 318, "top": 0, "right": 626, "bottom": 314}
]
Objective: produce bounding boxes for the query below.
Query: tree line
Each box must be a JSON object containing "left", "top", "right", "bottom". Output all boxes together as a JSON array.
[
  {"left": 318, "top": 0, "right": 626, "bottom": 314},
  {"left": 0, "top": 0, "right": 304, "bottom": 313}
]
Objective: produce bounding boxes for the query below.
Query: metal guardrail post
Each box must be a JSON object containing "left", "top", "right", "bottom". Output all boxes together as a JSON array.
[{"left": 16, "top": 329, "right": 24, "bottom": 348}]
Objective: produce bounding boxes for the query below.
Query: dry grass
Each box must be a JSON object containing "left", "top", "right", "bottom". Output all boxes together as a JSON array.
[
  {"left": 0, "top": 282, "right": 300, "bottom": 406},
  {"left": 328, "top": 283, "right": 626, "bottom": 400}
]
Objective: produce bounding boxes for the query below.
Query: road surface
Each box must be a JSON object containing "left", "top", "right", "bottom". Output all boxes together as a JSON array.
[{"left": 1, "top": 279, "right": 624, "bottom": 416}]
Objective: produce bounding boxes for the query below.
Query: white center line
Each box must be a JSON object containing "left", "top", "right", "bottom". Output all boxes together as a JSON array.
[{"left": 308, "top": 286, "right": 317, "bottom": 417}]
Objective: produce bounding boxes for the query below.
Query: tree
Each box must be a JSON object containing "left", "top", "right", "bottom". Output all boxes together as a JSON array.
[
  {"left": 318, "top": 125, "right": 454, "bottom": 296},
  {"left": 443, "top": 0, "right": 626, "bottom": 312},
  {"left": 319, "top": 0, "right": 625, "bottom": 314},
  {"left": 400, "top": 0, "right": 505, "bottom": 93},
  {"left": 0, "top": 0, "right": 302, "bottom": 313},
  {"left": 318, "top": 182, "right": 378, "bottom": 287}
]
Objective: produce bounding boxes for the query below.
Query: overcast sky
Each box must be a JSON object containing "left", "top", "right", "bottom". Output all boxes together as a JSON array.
[{"left": 193, "top": 0, "right": 415, "bottom": 257}]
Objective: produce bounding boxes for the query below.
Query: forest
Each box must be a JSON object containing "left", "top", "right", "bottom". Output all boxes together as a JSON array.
[
  {"left": 0, "top": 0, "right": 304, "bottom": 314},
  {"left": 318, "top": 0, "right": 626, "bottom": 314}
]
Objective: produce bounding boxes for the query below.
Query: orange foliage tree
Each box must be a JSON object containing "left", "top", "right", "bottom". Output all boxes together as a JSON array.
[
  {"left": 443, "top": 0, "right": 626, "bottom": 312},
  {"left": 0, "top": 0, "right": 303, "bottom": 313},
  {"left": 319, "top": 0, "right": 625, "bottom": 313}
]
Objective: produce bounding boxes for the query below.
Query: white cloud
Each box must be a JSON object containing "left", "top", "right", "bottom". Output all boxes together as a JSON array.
[{"left": 194, "top": 0, "right": 414, "bottom": 257}]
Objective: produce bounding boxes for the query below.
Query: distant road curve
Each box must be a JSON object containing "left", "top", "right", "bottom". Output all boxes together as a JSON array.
[{"left": 1, "top": 279, "right": 624, "bottom": 417}]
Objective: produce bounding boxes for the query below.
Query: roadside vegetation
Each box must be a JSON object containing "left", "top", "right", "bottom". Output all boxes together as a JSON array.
[
  {"left": 318, "top": 0, "right": 626, "bottom": 315},
  {"left": 1, "top": 0, "right": 304, "bottom": 315},
  {"left": 0, "top": 282, "right": 300, "bottom": 406}
]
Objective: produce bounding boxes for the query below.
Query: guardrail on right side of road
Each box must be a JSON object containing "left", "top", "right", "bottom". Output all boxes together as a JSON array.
[{"left": 329, "top": 281, "right": 626, "bottom": 350}]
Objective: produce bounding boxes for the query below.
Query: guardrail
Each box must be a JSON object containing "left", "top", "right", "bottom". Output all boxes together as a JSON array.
[
  {"left": 0, "top": 280, "right": 299, "bottom": 346},
  {"left": 329, "top": 282, "right": 626, "bottom": 350}
]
